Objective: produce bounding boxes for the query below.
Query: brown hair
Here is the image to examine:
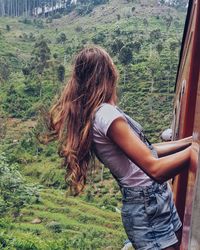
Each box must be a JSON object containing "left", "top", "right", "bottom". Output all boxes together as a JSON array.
[{"left": 49, "top": 46, "right": 118, "bottom": 195}]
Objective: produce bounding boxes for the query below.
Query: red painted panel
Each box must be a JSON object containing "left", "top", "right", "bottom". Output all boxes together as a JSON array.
[{"left": 172, "top": 0, "right": 200, "bottom": 249}]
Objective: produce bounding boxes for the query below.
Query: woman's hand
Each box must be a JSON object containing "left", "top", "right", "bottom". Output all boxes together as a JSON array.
[
  {"left": 179, "top": 136, "right": 193, "bottom": 144},
  {"left": 153, "top": 136, "right": 192, "bottom": 157}
]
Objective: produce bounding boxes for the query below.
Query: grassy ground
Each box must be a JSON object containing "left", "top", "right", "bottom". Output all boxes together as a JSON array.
[{"left": 1, "top": 187, "right": 126, "bottom": 249}]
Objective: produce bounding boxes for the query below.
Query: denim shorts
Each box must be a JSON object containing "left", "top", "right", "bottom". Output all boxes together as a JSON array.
[{"left": 120, "top": 181, "right": 182, "bottom": 250}]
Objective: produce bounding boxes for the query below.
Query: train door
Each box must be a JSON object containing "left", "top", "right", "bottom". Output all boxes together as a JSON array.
[{"left": 172, "top": 0, "right": 200, "bottom": 249}]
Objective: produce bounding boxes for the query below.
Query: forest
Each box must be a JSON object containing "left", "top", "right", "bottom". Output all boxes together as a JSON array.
[
  {"left": 0, "top": 0, "right": 188, "bottom": 249},
  {"left": 0, "top": 0, "right": 110, "bottom": 17},
  {"left": 0, "top": 0, "right": 188, "bottom": 17}
]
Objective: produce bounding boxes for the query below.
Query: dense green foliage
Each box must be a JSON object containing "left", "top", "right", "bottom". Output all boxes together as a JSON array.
[
  {"left": 0, "top": 0, "right": 187, "bottom": 248},
  {"left": 0, "top": 153, "right": 40, "bottom": 216}
]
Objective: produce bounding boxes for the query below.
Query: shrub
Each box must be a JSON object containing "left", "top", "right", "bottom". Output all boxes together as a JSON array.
[
  {"left": 6, "top": 25, "right": 10, "bottom": 31},
  {"left": 119, "top": 46, "right": 133, "bottom": 64},
  {"left": 92, "top": 32, "right": 106, "bottom": 44},
  {"left": 33, "top": 19, "right": 44, "bottom": 29},
  {"left": 150, "top": 29, "right": 162, "bottom": 42},
  {"left": 57, "top": 65, "right": 65, "bottom": 82},
  {"left": 70, "top": 230, "right": 105, "bottom": 249},
  {"left": 85, "top": 189, "right": 94, "bottom": 202},
  {"left": 13, "top": 239, "right": 38, "bottom": 250},
  {"left": 0, "top": 153, "right": 40, "bottom": 217},
  {"left": 56, "top": 33, "right": 67, "bottom": 44},
  {"left": 46, "top": 239, "right": 70, "bottom": 249},
  {"left": 46, "top": 221, "right": 62, "bottom": 233},
  {"left": 110, "top": 39, "right": 124, "bottom": 54},
  {"left": 0, "top": 232, "right": 8, "bottom": 248},
  {"left": 19, "top": 18, "right": 32, "bottom": 24},
  {"left": 76, "top": 3, "right": 94, "bottom": 16},
  {"left": 75, "top": 26, "right": 83, "bottom": 32},
  {"left": 0, "top": 218, "right": 13, "bottom": 230},
  {"left": 40, "top": 167, "right": 68, "bottom": 189},
  {"left": 52, "top": 13, "right": 62, "bottom": 19},
  {"left": 46, "top": 17, "right": 53, "bottom": 23}
]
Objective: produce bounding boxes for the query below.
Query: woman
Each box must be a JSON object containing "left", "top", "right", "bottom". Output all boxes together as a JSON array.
[{"left": 49, "top": 46, "right": 192, "bottom": 250}]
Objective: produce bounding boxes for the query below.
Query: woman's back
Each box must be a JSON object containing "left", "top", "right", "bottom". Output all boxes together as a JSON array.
[{"left": 92, "top": 103, "right": 154, "bottom": 187}]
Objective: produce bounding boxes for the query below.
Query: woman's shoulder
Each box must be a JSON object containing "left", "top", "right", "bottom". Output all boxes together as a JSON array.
[
  {"left": 94, "top": 103, "right": 124, "bottom": 121},
  {"left": 93, "top": 103, "right": 126, "bottom": 136},
  {"left": 96, "top": 102, "right": 119, "bottom": 113}
]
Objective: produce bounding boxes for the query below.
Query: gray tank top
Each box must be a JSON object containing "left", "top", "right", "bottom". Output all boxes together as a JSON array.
[{"left": 92, "top": 103, "right": 157, "bottom": 187}]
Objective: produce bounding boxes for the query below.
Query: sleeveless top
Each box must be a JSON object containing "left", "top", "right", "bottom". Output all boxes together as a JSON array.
[{"left": 92, "top": 103, "right": 158, "bottom": 187}]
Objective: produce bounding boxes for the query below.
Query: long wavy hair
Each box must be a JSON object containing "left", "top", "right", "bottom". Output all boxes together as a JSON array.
[{"left": 49, "top": 46, "right": 118, "bottom": 195}]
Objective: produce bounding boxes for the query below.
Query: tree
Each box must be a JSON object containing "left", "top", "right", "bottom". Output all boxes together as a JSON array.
[
  {"left": 165, "top": 15, "right": 173, "bottom": 32},
  {"left": 119, "top": 46, "right": 133, "bottom": 65},
  {"left": 113, "top": 26, "right": 121, "bottom": 36},
  {"left": 147, "top": 50, "right": 160, "bottom": 94},
  {"left": 76, "top": 2, "right": 93, "bottom": 16},
  {"left": 0, "top": 58, "right": 10, "bottom": 83},
  {"left": 156, "top": 42, "right": 163, "bottom": 54},
  {"left": 22, "top": 38, "right": 51, "bottom": 98},
  {"left": 31, "top": 38, "right": 51, "bottom": 75},
  {"left": 169, "top": 40, "right": 179, "bottom": 51},
  {"left": 150, "top": 29, "right": 162, "bottom": 42},
  {"left": 0, "top": 117, "right": 7, "bottom": 140},
  {"left": 118, "top": 46, "right": 133, "bottom": 88},
  {"left": 165, "top": 0, "right": 188, "bottom": 9},
  {"left": 159, "top": 0, "right": 165, "bottom": 5},
  {"left": 6, "top": 24, "right": 10, "bottom": 31},
  {"left": 110, "top": 39, "right": 124, "bottom": 54},
  {"left": 116, "top": 14, "right": 120, "bottom": 21},
  {"left": 131, "top": 6, "right": 135, "bottom": 13},
  {"left": 92, "top": 32, "right": 106, "bottom": 44},
  {"left": 57, "top": 65, "right": 65, "bottom": 82},
  {"left": 127, "top": 41, "right": 141, "bottom": 53},
  {"left": 143, "top": 18, "right": 149, "bottom": 31},
  {"left": 56, "top": 32, "right": 67, "bottom": 44},
  {"left": 0, "top": 153, "right": 40, "bottom": 217},
  {"left": 92, "top": 0, "right": 109, "bottom": 5},
  {"left": 3, "top": 84, "right": 30, "bottom": 118}
]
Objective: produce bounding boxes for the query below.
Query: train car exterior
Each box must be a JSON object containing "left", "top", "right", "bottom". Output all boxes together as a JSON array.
[{"left": 172, "top": 0, "right": 200, "bottom": 249}]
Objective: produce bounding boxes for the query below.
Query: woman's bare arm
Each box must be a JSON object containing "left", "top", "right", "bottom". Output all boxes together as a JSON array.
[
  {"left": 153, "top": 136, "right": 192, "bottom": 157},
  {"left": 107, "top": 118, "right": 191, "bottom": 183}
]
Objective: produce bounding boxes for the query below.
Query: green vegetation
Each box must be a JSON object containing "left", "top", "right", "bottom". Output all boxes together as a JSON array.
[
  {"left": 0, "top": 0, "right": 187, "bottom": 248},
  {"left": 0, "top": 186, "right": 125, "bottom": 249}
]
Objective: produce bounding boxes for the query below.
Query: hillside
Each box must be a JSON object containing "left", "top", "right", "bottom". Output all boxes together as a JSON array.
[
  {"left": 0, "top": 0, "right": 186, "bottom": 140},
  {"left": 0, "top": 0, "right": 187, "bottom": 249}
]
